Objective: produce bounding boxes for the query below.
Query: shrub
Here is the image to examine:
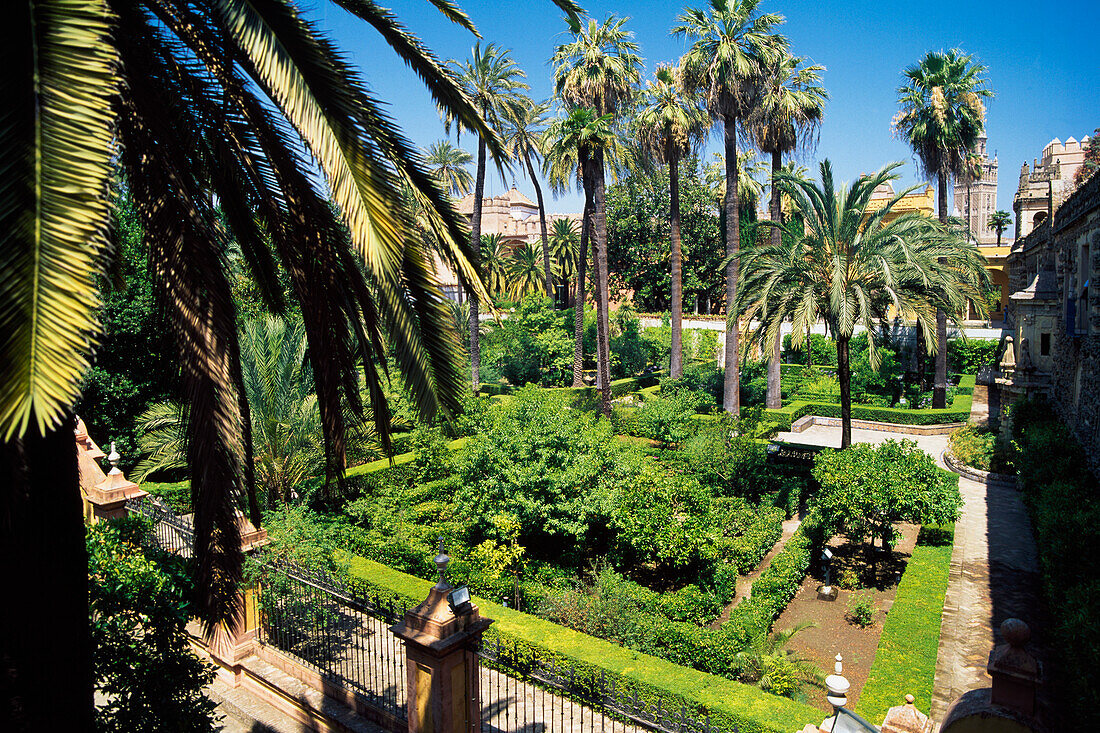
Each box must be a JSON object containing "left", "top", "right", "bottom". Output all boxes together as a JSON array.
[
  {"left": 783, "top": 333, "right": 836, "bottom": 366},
  {"left": 634, "top": 393, "right": 699, "bottom": 447},
  {"left": 846, "top": 592, "right": 876, "bottom": 627},
  {"left": 949, "top": 424, "right": 1013, "bottom": 473},
  {"left": 947, "top": 338, "right": 1000, "bottom": 374}
]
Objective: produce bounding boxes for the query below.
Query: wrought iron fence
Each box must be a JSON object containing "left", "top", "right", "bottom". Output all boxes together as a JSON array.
[
  {"left": 478, "top": 638, "right": 735, "bottom": 733},
  {"left": 249, "top": 553, "right": 409, "bottom": 722},
  {"left": 127, "top": 497, "right": 194, "bottom": 556}
]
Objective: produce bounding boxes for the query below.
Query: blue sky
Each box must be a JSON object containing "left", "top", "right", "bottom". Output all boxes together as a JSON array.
[{"left": 310, "top": 0, "right": 1099, "bottom": 220}]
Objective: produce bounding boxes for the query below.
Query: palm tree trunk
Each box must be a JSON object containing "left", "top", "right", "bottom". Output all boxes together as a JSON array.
[
  {"left": 469, "top": 135, "right": 488, "bottom": 390},
  {"left": 572, "top": 197, "right": 591, "bottom": 388},
  {"left": 933, "top": 172, "right": 949, "bottom": 409},
  {"left": 837, "top": 335, "right": 852, "bottom": 449},
  {"left": 592, "top": 148, "right": 612, "bottom": 418},
  {"left": 1, "top": 416, "right": 94, "bottom": 731},
  {"left": 525, "top": 154, "right": 554, "bottom": 301},
  {"left": 669, "top": 146, "right": 684, "bottom": 379},
  {"left": 722, "top": 118, "right": 741, "bottom": 416},
  {"left": 767, "top": 149, "right": 783, "bottom": 409}
]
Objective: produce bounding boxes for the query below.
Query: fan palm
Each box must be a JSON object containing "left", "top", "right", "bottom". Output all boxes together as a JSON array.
[
  {"left": 4, "top": 0, "right": 582, "bottom": 726},
  {"left": 424, "top": 140, "right": 474, "bottom": 197},
  {"left": 734, "top": 622, "right": 823, "bottom": 698},
  {"left": 503, "top": 99, "right": 555, "bottom": 298},
  {"left": 895, "top": 48, "right": 993, "bottom": 407},
  {"left": 553, "top": 15, "right": 642, "bottom": 416},
  {"left": 734, "top": 161, "right": 989, "bottom": 448},
  {"left": 675, "top": 0, "right": 788, "bottom": 415},
  {"left": 988, "top": 209, "right": 1012, "bottom": 245},
  {"left": 747, "top": 52, "right": 827, "bottom": 408},
  {"left": 633, "top": 64, "right": 710, "bottom": 379},
  {"left": 446, "top": 42, "right": 529, "bottom": 389}
]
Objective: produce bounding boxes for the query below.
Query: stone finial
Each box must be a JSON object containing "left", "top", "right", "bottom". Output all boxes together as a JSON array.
[
  {"left": 988, "top": 618, "right": 1041, "bottom": 716},
  {"left": 881, "top": 694, "right": 933, "bottom": 733},
  {"left": 999, "top": 336, "right": 1016, "bottom": 374},
  {"left": 434, "top": 537, "right": 451, "bottom": 591},
  {"left": 825, "top": 654, "right": 850, "bottom": 710}
]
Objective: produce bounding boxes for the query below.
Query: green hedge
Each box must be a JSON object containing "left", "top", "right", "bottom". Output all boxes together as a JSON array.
[
  {"left": 764, "top": 390, "right": 973, "bottom": 430},
  {"left": 345, "top": 556, "right": 823, "bottom": 733},
  {"left": 858, "top": 524, "right": 954, "bottom": 722}
]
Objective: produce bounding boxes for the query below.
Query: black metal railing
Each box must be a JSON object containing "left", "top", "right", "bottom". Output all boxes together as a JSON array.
[
  {"left": 478, "top": 638, "right": 735, "bottom": 733},
  {"left": 249, "top": 553, "right": 409, "bottom": 721},
  {"left": 127, "top": 497, "right": 194, "bottom": 556}
]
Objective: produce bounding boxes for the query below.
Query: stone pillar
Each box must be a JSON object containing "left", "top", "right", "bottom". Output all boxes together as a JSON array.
[
  {"left": 207, "top": 585, "right": 263, "bottom": 684},
  {"left": 988, "top": 618, "right": 1042, "bottom": 717},
  {"left": 391, "top": 545, "right": 493, "bottom": 733},
  {"left": 83, "top": 440, "right": 147, "bottom": 523},
  {"left": 880, "top": 694, "right": 933, "bottom": 733}
]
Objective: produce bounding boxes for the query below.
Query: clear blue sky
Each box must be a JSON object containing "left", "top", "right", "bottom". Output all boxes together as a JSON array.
[{"left": 309, "top": 0, "right": 1099, "bottom": 220}]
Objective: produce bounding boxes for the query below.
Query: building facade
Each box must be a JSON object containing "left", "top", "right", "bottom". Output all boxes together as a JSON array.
[
  {"left": 1004, "top": 168, "right": 1100, "bottom": 473},
  {"left": 953, "top": 134, "right": 1000, "bottom": 245},
  {"left": 1013, "top": 135, "right": 1092, "bottom": 240}
]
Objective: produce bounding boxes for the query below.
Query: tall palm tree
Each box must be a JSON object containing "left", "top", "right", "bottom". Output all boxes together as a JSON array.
[
  {"left": 633, "top": 64, "right": 710, "bottom": 379},
  {"left": 988, "top": 209, "right": 1012, "bottom": 245},
  {"left": 734, "top": 161, "right": 990, "bottom": 448},
  {"left": 553, "top": 15, "right": 642, "bottom": 416},
  {"left": 747, "top": 53, "right": 827, "bottom": 408},
  {"left": 2, "top": 0, "right": 589, "bottom": 725},
  {"left": 674, "top": 0, "right": 788, "bottom": 415},
  {"left": 503, "top": 99, "right": 555, "bottom": 298},
  {"left": 446, "top": 43, "right": 529, "bottom": 389},
  {"left": 424, "top": 140, "right": 474, "bottom": 197},
  {"left": 895, "top": 48, "right": 993, "bottom": 408}
]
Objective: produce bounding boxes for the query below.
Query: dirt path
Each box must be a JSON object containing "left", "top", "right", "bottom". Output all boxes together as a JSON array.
[{"left": 708, "top": 513, "right": 804, "bottom": 629}]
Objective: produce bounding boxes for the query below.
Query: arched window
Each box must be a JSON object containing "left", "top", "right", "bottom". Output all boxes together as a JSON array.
[{"left": 1034, "top": 211, "right": 1048, "bottom": 228}]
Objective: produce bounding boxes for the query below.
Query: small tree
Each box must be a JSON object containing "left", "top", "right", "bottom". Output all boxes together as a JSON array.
[
  {"left": 987, "top": 209, "right": 1012, "bottom": 245},
  {"left": 811, "top": 440, "right": 961, "bottom": 558}
]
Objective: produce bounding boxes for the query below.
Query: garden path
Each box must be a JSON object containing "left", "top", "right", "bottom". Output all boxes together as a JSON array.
[{"left": 708, "top": 513, "right": 804, "bottom": 629}]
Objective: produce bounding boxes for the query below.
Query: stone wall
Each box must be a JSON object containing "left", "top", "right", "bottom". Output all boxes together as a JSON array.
[{"left": 1007, "top": 171, "right": 1100, "bottom": 474}]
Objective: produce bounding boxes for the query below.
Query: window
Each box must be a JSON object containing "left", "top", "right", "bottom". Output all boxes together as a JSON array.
[{"left": 1041, "top": 333, "right": 1051, "bottom": 356}]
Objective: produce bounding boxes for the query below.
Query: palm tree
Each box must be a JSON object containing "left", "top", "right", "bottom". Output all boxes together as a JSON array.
[
  {"left": 895, "top": 48, "right": 993, "bottom": 408},
  {"left": 988, "top": 209, "right": 1012, "bottom": 245},
  {"left": 480, "top": 233, "right": 510, "bottom": 298},
  {"left": 633, "top": 64, "right": 710, "bottom": 379},
  {"left": 446, "top": 42, "right": 530, "bottom": 389},
  {"left": 747, "top": 53, "right": 827, "bottom": 409},
  {"left": 674, "top": 0, "right": 788, "bottom": 415},
  {"left": 504, "top": 99, "right": 555, "bottom": 298},
  {"left": 734, "top": 161, "right": 989, "bottom": 448},
  {"left": 549, "top": 217, "right": 581, "bottom": 297},
  {"left": 2, "top": 0, "right": 591, "bottom": 725},
  {"left": 508, "top": 243, "right": 548, "bottom": 299},
  {"left": 553, "top": 15, "right": 642, "bottom": 416},
  {"left": 424, "top": 140, "right": 474, "bottom": 197},
  {"left": 734, "top": 622, "right": 823, "bottom": 698}
]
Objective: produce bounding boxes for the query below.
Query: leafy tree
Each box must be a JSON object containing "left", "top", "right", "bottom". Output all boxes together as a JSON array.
[
  {"left": 482, "top": 295, "right": 574, "bottom": 387},
  {"left": 811, "top": 440, "right": 962, "bottom": 557},
  {"left": 424, "top": 140, "right": 474, "bottom": 197},
  {"left": 446, "top": 42, "right": 530, "bottom": 388},
  {"left": 633, "top": 64, "right": 709, "bottom": 378},
  {"left": 553, "top": 15, "right": 643, "bottom": 416},
  {"left": 746, "top": 52, "right": 827, "bottom": 408},
  {"left": 88, "top": 518, "right": 217, "bottom": 732},
  {"left": 674, "top": 0, "right": 789, "bottom": 415},
  {"left": 606, "top": 157, "right": 724, "bottom": 315},
  {"left": 735, "top": 161, "right": 989, "bottom": 447},
  {"left": 503, "top": 99, "right": 555, "bottom": 297},
  {"left": 987, "top": 209, "right": 1012, "bottom": 245},
  {"left": 895, "top": 48, "right": 994, "bottom": 407}
]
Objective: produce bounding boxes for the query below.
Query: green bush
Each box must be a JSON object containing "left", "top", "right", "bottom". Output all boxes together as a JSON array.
[
  {"left": 949, "top": 424, "right": 1013, "bottom": 473},
  {"left": 845, "top": 592, "right": 876, "bottom": 627},
  {"left": 947, "top": 338, "right": 1000, "bottom": 374},
  {"left": 1010, "top": 399, "right": 1100, "bottom": 725},
  {"left": 783, "top": 333, "right": 836, "bottom": 366},
  {"left": 141, "top": 480, "right": 191, "bottom": 515},
  {"left": 345, "top": 556, "right": 823, "bottom": 733},
  {"left": 634, "top": 393, "right": 700, "bottom": 447}
]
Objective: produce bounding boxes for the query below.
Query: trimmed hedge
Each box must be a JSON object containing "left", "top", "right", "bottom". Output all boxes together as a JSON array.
[
  {"left": 858, "top": 524, "right": 954, "bottom": 722},
  {"left": 763, "top": 389, "right": 973, "bottom": 431},
  {"left": 344, "top": 437, "right": 469, "bottom": 479},
  {"left": 345, "top": 556, "right": 823, "bottom": 733}
]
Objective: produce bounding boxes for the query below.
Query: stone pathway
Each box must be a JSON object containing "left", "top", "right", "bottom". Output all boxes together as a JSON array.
[{"left": 708, "top": 513, "right": 804, "bottom": 629}]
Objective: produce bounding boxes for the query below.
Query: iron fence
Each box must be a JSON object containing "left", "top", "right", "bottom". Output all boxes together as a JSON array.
[
  {"left": 249, "top": 553, "right": 409, "bottom": 721},
  {"left": 478, "top": 638, "right": 735, "bottom": 733},
  {"left": 127, "top": 497, "right": 194, "bottom": 556}
]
